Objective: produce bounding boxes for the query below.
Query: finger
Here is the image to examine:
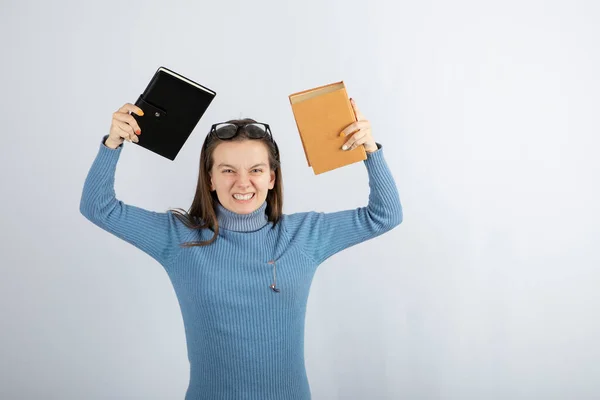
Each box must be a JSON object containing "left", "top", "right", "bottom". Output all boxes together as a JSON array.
[
  {"left": 340, "top": 120, "right": 370, "bottom": 137},
  {"left": 117, "top": 103, "right": 144, "bottom": 117},
  {"left": 116, "top": 122, "right": 135, "bottom": 142},
  {"left": 350, "top": 98, "right": 366, "bottom": 121},
  {"left": 348, "top": 136, "right": 367, "bottom": 150},
  {"left": 342, "top": 129, "right": 368, "bottom": 150},
  {"left": 113, "top": 112, "right": 142, "bottom": 135},
  {"left": 116, "top": 121, "right": 138, "bottom": 142}
]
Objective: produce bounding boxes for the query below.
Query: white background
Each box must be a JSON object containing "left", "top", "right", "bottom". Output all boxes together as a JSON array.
[{"left": 1, "top": 0, "right": 599, "bottom": 398}]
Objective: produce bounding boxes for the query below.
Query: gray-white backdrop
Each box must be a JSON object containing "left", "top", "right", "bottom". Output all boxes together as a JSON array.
[{"left": 2, "top": 0, "right": 599, "bottom": 399}]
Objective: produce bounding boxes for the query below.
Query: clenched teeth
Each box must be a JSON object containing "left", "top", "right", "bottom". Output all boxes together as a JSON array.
[{"left": 233, "top": 193, "right": 254, "bottom": 200}]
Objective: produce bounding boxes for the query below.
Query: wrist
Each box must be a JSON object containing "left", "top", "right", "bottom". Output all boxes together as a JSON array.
[
  {"left": 104, "top": 137, "right": 122, "bottom": 149},
  {"left": 364, "top": 143, "right": 378, "bottom": 153}
]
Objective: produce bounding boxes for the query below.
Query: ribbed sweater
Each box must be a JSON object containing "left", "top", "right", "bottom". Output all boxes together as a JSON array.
[{"left": 80, "top": 135, "right": 403, "bottom": 400}]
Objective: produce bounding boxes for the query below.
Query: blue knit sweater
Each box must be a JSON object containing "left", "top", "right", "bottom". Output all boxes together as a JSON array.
[{"left": 80, "top": 135, "right": 402, "bottom": 400}]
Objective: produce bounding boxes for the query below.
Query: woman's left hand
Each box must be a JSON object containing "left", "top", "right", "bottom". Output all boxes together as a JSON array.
[{"left": 340, "top": 98, "right": 378, "bottom": 154}]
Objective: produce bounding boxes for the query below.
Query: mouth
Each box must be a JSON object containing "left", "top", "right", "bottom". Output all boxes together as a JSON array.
[{"left": 232, "top": 193, "right": 255, "bottom": 202}]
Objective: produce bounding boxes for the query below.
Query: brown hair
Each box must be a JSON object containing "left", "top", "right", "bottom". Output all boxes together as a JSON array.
[{"left": 169, "top": 118, "right": 283, "bottom": 247}]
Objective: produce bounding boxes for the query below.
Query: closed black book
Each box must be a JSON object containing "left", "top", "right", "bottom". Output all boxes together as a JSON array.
[{"left": 131, "top": 66, "right": 216, "bottom": 160}]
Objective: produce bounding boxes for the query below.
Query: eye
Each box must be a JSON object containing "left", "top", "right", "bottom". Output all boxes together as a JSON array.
[
  {"left": 222, "top": 169, "right": 234, "bottom": 173},
  {"left": 251, "top": 168, "right": 263, "bottom": 173}
]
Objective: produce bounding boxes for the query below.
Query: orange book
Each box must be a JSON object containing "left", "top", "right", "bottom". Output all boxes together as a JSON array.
[{"left": 289, "top": 81, "right": 367, "bottom": 175}]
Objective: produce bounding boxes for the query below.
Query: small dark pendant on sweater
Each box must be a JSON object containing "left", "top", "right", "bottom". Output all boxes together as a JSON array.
[
  {"left": 268, "top": 260, "right": 280, "bottom": 293},
  {"left": 269, "top": 284, "right": 280, "bottom": 293}
]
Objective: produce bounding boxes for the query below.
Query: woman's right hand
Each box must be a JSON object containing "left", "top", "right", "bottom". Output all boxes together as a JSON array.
[{"left": 105, "top": 103, "right": 144, "bottom": 149}]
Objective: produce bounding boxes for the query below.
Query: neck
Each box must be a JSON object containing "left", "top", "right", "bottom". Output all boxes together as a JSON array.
[{"left": 215, "top": 201, "right": 269, "bottom": 232}]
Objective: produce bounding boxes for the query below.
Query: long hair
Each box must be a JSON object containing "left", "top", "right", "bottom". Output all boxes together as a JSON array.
[{"left": 169, "top": 118, "right": 283, "bottom": 247}]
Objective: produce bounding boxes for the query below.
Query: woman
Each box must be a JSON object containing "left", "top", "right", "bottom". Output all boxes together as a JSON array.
[{"left": 80, "top": 98, "right": 403, "bottom": 400}]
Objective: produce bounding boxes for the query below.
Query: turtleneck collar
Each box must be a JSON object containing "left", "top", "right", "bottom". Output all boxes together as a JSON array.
[{"left": 215, "top": 201, "right": 269, "bottom": 232}]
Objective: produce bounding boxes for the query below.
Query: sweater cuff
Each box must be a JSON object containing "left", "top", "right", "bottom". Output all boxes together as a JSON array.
[
  {"left": 365, "top": 142, "right": 383, "bottom": 158},
  {"left": 97, "top": 135, "right": 123, "bottom": 165},
  {"left": 101, "top": 134, "right": 123, "bottom": 149},
  {"left": 363, "top": 142, "right": 386, "bottom": 168}
]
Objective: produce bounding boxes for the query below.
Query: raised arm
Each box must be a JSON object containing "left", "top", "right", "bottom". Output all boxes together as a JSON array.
[
  {"left": 285, "top": 143, "right": 402, "bottom": 264},
  {"left": 80, "top": 104, "right": 190, "bottom": 266},
  {"left": 284, "top": 99, "right": 402, "bottom": 264}
]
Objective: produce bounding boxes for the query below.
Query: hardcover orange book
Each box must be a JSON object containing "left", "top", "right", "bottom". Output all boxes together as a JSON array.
[{"left": 289, "top": 81, "right": 367, "bottom": 175}]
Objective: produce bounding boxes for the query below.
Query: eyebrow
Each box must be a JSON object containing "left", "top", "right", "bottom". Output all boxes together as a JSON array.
[{"left": 217, "top": 163, "right": 268, "bottom": 169}]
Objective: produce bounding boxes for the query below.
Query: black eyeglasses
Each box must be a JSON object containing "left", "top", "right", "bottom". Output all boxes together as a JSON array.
[{"left": 206, "top": 122, "right": 279, "bottom": 157}]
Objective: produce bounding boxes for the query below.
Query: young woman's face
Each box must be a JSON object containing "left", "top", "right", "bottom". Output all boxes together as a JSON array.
[{"left": 210, "top": 140, "right": 276, "bottom": 214}]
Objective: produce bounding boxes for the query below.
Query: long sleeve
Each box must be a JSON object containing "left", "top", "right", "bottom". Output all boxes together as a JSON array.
[
  {"left": 284, "top": 143, "right": 403, "bottom": 265},
  {"left": 79, "top": 135, "right": 190, "bottom": 266}
]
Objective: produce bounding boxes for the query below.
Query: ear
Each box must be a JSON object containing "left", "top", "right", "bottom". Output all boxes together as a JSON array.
[
  {"left": 268, "top": 170, "right": 276, "bottom": 190},
  {"left": 209, "top": 172, "right": 215, "bottom": 192}
]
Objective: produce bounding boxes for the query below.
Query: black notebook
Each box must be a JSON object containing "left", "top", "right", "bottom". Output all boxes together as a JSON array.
[{"left": 131, "top": 66, "right": 216, "bottom": 160}]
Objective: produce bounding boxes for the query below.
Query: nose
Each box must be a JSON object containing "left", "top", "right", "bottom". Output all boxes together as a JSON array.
[{"left": 236, "top": 172, "right": 251, "bottom": 189}]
